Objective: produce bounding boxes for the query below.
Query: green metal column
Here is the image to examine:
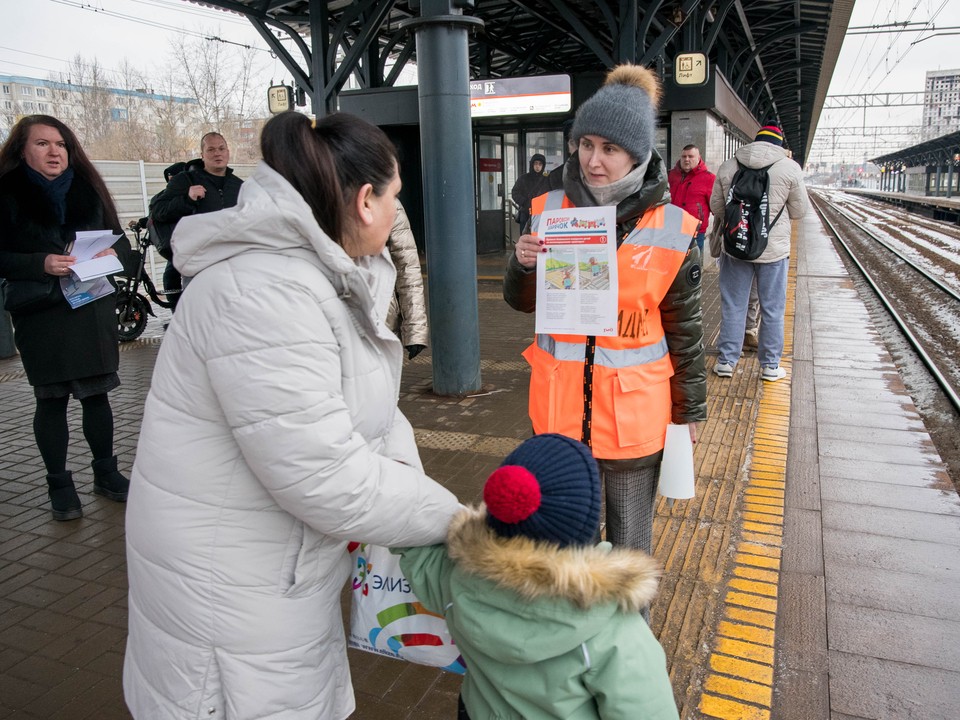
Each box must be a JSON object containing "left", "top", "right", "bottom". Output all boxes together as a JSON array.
[{"left": 402, "top": 1, "right": 484, "bottom": 395}]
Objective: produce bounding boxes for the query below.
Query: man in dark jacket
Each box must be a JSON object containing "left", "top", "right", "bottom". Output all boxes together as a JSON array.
[
  {"left": 667, "top": 144, "right": 715, "bottom": 255},
  {"left": 150, "top": 132, "right": 243, "bottom": 292},
  {"left": 510, "top": 153, "right": 548, "bottom": 230}
]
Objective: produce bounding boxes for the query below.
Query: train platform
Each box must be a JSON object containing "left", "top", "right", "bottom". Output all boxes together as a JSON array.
[{"left": 1, "top": 216, "right": 958, "bottom": 719}]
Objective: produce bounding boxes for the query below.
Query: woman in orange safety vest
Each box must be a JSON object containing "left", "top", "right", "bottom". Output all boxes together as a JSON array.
[{"left": 504, "top": 65, "right": 707, "bottom": 605}]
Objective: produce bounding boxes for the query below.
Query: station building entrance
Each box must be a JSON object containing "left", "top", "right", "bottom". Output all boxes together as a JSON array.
[
  {"left": 475, "top": 125, "right": 566, "bottom": 253},
  {"left": 340, "top": 82, "right": 575, "bottom": 257}
]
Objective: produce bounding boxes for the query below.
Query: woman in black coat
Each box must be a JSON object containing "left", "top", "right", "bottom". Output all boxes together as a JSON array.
[{"left": 0, "top": 115, "right": 135, "bottom": 521}]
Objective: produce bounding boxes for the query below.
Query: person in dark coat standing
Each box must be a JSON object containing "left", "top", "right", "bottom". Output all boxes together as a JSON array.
[
  {"left": 511, "top": 153, "right": 548, "bottom": 230},
  {"left": 667, "top": 144, "right": 715, "bottom": 256},
  {"left": 0, "top": 115, "right": 136, "bottom": 521},
  {"left": 150, "top": 132, "right": 243, "bottom": 289}
]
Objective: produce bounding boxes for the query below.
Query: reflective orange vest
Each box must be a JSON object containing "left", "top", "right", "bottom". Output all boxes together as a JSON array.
[{"left": 522, "top": 190, "right": 699, "bottom": 459}]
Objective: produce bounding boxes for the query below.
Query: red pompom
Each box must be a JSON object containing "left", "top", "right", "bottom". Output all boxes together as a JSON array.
[{"left": 484, "top": 465, "right": 542, "bottom": 524}]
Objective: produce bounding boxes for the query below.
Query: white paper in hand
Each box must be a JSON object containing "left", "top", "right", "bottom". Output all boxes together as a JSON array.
[
  {"left": 658, "top": 424, "right": 695, "bottom": 500},
  {"left": 69, "top": 254, "right": 123, "bottom": 281}
]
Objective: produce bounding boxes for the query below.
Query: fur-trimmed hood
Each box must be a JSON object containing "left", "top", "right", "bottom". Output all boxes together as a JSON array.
[
  {"left": 448, "top": 505, "right": 660, "bottom": 612},
  {"left": 439, "top": 506, "right": 661, "bottom": 664}
]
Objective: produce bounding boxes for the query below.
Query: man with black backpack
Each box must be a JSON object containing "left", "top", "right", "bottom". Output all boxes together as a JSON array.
[
  {"left": 708, "top": 122, "right": 808, "bottom": 382},
  {"left": 150, "top": 132, "right": 243, "bottom": 300}
]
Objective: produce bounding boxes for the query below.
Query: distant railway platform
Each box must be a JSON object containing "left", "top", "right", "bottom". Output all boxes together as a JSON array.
[{"left": 843, "top": 187, "right": 960, "bottom": 223}]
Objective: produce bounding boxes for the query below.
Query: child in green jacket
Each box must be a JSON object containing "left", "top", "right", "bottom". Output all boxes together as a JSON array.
[{"left": 396, "top": 433, "right": 679, "bottom": 720}]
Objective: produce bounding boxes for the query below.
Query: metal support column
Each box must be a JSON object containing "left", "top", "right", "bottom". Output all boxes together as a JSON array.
[
  {"left": 934, "top": 163, "right": 943, "bottom": 198},
  {"left": 401, "top": 1, "right": 484, "bottom": 395},
  {"left": 948, "top": 162, "right": 955, "bottom": 199},
  {"left": 310, "top": 0, "right": 332, "bottom": 116}
]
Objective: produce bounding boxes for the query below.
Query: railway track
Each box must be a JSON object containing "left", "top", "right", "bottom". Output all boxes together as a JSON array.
[{"left": 811, "top": 190, "right": 960, "bottom": 483}]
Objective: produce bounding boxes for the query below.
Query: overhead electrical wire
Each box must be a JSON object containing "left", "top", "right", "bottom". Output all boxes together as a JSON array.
[
  {"left": 813, "top": 0, "right": 954, "bottom": 164},
  {"left": 47, "top": 0, "right": 272, "bottom": 52},
  {"left": 0, "top": 1, "right": 280, "bottom": 92}
]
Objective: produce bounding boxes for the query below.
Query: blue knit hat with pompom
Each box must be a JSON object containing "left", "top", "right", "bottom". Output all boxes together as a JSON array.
[{"left": 484, "top": 434, "right": 600, "bottom": 548}]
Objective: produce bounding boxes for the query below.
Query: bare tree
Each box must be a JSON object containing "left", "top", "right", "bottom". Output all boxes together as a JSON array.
[
  {"left": 24, "top": 32, "right": 266, "bottom": 162},
  {"left": 57, "top": 55, "right": 114, "bottom": 155},
  {"left": 110, "top": 59, "right": 160, "bottom": 161},
  {"left": 144, "top": 73, "right": 198, "bottom": 161},
  {"left": 170, "top": 34, "right": 265, "bottom": 124}
]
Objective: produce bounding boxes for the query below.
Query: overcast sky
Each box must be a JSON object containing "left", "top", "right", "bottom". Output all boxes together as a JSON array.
[{"left": 2, "top": 0, "right": 958, "bottom": 164}]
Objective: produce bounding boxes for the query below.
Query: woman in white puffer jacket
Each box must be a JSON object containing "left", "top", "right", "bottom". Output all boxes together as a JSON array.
[{"left": 123, "top": 112, "right": 460, "bottom": 719}]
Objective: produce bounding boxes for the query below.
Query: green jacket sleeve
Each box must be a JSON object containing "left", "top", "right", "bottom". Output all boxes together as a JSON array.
[
  {"left": 584, "top": 615, "right": 680, "bottom": 719},
  {"left": 394, "top": 544, "right": 456, "bottom": 616}
]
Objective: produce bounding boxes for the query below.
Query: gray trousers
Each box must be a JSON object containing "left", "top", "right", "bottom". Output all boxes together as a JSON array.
[
  {"left": 600, "top": 462, "right": 660, "bottom": 554},
  {"left": 600, "top": 462, "right": 660, "bottom": 622},
  {"left": 717, "top": 254, "right": 789, "bottom": 368}
]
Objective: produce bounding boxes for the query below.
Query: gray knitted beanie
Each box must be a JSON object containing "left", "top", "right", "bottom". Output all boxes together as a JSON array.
[{"left": 571, "top": 64, "right": 662, "bottom": 163}]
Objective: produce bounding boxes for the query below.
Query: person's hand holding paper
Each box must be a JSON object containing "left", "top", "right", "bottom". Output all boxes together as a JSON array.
[
  {"left": 68, "top": 230, "right": 124, "bottom": 280},
  {"left": 69, "top": 254, "right": 123, "bottom": 281}
]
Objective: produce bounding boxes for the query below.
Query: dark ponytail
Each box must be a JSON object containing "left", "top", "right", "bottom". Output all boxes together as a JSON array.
[{"left": 260, "top": 112, "right": 397, "bottom": 244}]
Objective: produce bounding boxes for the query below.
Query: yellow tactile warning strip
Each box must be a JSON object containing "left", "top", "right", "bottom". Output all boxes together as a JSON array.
[{"left": 697, "top": 252, "right": 797, "bottom": 720}]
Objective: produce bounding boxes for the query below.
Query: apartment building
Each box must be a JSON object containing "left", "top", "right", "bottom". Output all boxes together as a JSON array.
[{"left": 922, "top": 69, "right": 960, "bottom": 141}]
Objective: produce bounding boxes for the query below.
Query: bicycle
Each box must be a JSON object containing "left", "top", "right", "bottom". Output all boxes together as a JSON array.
[{"left": 115, "top": 218, "right": 181, "bottom": 342}]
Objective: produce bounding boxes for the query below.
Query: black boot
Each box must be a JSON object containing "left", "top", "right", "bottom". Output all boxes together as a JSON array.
[
  {"left": 47, "top": 471, "right": 82, "bottom": 521},
  {"left": 91, "top": 455, "right": 129, "bottom": 502}
]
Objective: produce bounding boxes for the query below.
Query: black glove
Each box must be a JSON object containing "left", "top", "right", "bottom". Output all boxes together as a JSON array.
[{"left": 406, "top": 344, "right": 426, "bottom": 360}]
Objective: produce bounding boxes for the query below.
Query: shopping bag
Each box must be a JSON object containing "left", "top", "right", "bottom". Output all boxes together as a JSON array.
[{"left": 347, "top": 542, "right": 465, "bottom": 674}]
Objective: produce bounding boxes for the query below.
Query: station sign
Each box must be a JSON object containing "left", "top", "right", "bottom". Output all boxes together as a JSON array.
[
  {"left": 470, "top": 74, "right": 571, "bottom": 117},
  {"left": 267, "top": 84, "right": 294, "bottom": 114},
  {"left": 674, "top": 53, "right": 708, "bottom": 86}
]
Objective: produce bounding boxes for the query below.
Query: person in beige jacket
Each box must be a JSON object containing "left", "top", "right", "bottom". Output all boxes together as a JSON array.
[
  {"left": 385, "top": 200, "right": 429, "bottom": 359},
  {"left": 709, "top": 123, "right": 808, "bottom": 382}
]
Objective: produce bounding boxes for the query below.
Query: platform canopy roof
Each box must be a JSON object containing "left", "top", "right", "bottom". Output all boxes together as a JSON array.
[
  {"left": 189, "top": 0, "right": 853, "bottom": 164},
  {"left": 871, "top": 130, "right": 960, "bottom": 169}
]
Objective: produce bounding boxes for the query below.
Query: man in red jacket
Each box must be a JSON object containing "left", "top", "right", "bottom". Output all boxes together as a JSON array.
[{"left": 667, "top": 144, "right": 715, "bottom": 255}]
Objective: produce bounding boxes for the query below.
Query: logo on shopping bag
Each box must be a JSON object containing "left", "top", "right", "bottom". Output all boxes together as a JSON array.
[
  {"left": 369, "top": 602, "right": 467, "bottom": 674},
  {"left": 348, "top": 543, "right": 466, "bottom": 674}
]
